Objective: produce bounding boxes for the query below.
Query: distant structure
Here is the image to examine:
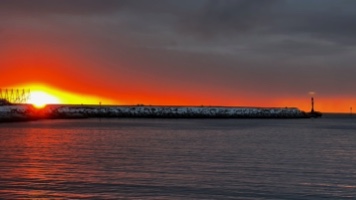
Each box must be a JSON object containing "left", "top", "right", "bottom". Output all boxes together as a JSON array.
[
  {"left": 309, "top": 96, "right": 322, "bottom": 118},
  {"left": 0, "top": 89, "right": 30, "bottom": 105}
]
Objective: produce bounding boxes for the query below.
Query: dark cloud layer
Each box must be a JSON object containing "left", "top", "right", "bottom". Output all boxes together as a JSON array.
[
  {"left": 1, "top": 0, "right": 356, "bottom": 106},
  {"left": 0, "top": 0, "right": 125, "bottom": 15}
]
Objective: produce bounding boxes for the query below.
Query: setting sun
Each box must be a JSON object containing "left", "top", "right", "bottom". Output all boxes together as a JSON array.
[
  {"left": 9, "top": 83, "right": 118, "bottom": 106},
  {"left": 28, "top": 91, "right": 61, "bottom": 108}
]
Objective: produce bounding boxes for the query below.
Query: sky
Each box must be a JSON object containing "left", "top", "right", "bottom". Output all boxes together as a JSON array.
[{"left": 1, "top": 0, "right": 356, "bottom": 112}]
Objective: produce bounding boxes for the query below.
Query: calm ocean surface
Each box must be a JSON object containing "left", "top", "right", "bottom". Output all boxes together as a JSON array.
[{"left": 1, "top": 116, "right": 356, "bottom": 199}]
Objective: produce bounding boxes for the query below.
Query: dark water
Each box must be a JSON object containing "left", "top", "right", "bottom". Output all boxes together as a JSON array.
[{"left": 1, "top": 116, "right": 356, "bottom": 199}]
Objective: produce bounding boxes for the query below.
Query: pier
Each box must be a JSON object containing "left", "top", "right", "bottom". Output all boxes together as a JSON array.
[{"left": 0, "top": 104, "right": 312, "bottom": 122}]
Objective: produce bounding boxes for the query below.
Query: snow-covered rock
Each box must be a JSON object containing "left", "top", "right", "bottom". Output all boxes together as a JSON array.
[
  {"left": 0, "top": 105, "right": 39, "bottom": 122},
  {"left": 0, "top": 105, "right": 309, "bottom": 122}
]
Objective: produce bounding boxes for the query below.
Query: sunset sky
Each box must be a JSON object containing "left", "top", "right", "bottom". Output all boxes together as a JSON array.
[{"left": 1, "top": 0, "right": 356, "bottom": 112}]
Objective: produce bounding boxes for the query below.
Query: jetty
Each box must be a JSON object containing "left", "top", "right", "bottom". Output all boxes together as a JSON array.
[{"left": 0, "top": 104, "right": 313, "bottom": 122}]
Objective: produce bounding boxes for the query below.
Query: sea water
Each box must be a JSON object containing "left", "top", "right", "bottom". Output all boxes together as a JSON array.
[{"left": 0, "top": 116, "right": 356, "bottom": 199}]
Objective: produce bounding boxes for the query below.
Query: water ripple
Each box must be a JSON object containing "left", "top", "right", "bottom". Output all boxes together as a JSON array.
[{"left": 1, "top": 118, "right": 356, "bottom": 199}]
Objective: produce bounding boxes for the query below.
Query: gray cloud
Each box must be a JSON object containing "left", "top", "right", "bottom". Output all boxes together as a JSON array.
[
  {"left": 177, "top": 0, "right": 281, "bottom": 37},
  {"left": 0, "top": 0, "right": 125, "bottom": 15}
]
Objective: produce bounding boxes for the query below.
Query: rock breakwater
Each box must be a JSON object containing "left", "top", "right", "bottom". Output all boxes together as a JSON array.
[{"left": 0, "top": 105, "right": 309, "bottom": 122}]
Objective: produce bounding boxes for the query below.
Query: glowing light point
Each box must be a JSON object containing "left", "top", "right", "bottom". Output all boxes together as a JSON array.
[{"left": 28, "top": 91, "right": 61, "bottom": 108}]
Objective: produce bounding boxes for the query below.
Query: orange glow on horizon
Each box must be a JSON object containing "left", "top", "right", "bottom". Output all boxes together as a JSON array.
[
  {"left": 3, "top": 84, "right": 355, "bottom": 113},
  {"left": 10, "top": 83, "right": 118, "bottom": 106},
  {"left": 274, "top": 96, "right": 356, "bottom": 114}
]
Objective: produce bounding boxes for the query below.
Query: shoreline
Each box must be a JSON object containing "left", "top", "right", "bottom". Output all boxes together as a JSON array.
[{"left": 0, "top": 104, "right": 315, "bottom": 123}]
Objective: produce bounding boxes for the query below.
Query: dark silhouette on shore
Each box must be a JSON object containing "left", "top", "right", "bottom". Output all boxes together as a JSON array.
[{"left": 0, "top": 104, "right": 319, "bottom": 123}]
